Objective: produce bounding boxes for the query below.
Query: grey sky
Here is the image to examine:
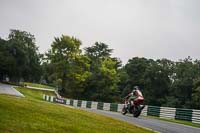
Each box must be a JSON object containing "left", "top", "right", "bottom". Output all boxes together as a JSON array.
[{"left": 0, "top": 0, "right": 200, "bottom": 64}]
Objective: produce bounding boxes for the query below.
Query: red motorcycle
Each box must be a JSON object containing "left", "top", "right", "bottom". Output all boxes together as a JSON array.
[{"left": 121, "top": 97, "right": 145, "bottom": 117}]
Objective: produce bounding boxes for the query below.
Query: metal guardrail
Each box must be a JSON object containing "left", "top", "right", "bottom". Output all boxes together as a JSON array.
[
  {"left": 43, "top": 95, "right": 200, "bottom": 124},
  {"left": 144, "top": 105, "right": 200, "bottom": 124}
]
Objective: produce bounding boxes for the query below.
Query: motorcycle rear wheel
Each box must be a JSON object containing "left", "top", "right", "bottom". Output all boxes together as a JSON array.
[{"left": 133, "top": 106, "right": 141, "bottom": 117}]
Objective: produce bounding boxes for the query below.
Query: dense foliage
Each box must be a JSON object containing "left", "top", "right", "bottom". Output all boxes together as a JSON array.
[
  {"left": 0, "top": 29, "right": 200, "bottom": 109},
  {"left": 0, "top": 30, "right": 41, "bottom": 82}
]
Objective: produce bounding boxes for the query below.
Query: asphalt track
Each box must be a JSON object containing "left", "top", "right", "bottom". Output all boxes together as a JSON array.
[
  {"left": 0, "top": 83, "right": 24, "bottom": 97},
  {"left": 83, "top": 108, "right": 200, "bottom": 133}
]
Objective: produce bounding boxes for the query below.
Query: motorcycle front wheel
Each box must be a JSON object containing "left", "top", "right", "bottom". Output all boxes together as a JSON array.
[{"left": 121, "top": 106, "right": 127, "bottom": 115}]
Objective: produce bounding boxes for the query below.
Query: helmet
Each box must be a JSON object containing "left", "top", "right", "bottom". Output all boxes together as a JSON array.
[
  {"left": 133, "top": 86, "right": 139, "bottom": 90},
  {"left": 132, "top": 86, "right": 139, "bottom": 93}
]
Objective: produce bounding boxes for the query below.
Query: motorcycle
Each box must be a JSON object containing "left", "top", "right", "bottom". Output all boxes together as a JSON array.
[{"left": 121, "top": 97, "right": 145, "bottom": 117}]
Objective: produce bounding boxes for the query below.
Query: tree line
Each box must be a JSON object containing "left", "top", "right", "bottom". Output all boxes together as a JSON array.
[{"left": 0, "top": 29, "right": 200, "bottom": 109}]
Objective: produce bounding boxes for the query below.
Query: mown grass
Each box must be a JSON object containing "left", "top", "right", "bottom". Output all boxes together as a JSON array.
[
  {"left": 145, "top": 116, "right": 200, "bottom": 128},
  {"left": 24, "top": 82, "right": 55, "bottom": 90},
  {"left": 15, "top": 87, "right": 56, "bottom": 101},
  {"left": 0, "top": 89, "right": 153, "bottom": 133}
]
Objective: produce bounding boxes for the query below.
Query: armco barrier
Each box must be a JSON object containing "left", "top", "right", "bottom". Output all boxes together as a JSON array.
[
  {"left": 147, "top": 106, "right": 160, "bottom": 117},
  {"left": 142, "top": 105, "right": 148, "bottom": 116},
  {"left": 81, "top": 101, "right": 87, "bottom": 108},
  {"left": 175, "top": 108, "right": 192, "bottom": 121},
  {"left": 192, "top": 110, "right": 200, "bottom": 123},
  {"left": 110, "top": 103, "right": 118, "bottom": 112},
  {"left": 77, "top": 100, "right": 82, "bottom": 107},
  {"left": 86, "top": 101, "right": 92, "bottom": 108},
  {"left": 43, "top": 95, "right": 200, "bottom": 124},
  {"left": 160, "top": 107, "right": 176, "bottom": 119},
  {"left": 97, "top": 102, "right": 103, "bottom": 110}
]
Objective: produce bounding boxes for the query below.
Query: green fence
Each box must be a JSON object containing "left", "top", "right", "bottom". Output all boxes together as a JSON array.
[
  {"left": 110, "top": 103, "right": 118, "bottom": 112},
  {"left": 77, "top": 100, "right": 82, "bottom": 107},
  {"left": 97, "top": 102, "right": 104, "bottom": 110},
  {"left": 147, "top": 106, "right": 160, "bottom": 117},
  {"left": 70, "top": 99, "right": 73, "bottom": 106},
  {"left": 86, "top": 101, "right": 92, "bottom": 108},
  {"left": 175, "top": 108, "right": 193, "bottom": 121}
]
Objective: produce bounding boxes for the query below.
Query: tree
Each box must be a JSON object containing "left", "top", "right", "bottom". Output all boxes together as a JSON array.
[
  {"left": 0, "top": 30, "right": 41, "bottom": 82},
  {"left": 85, "top": 42, "right": 113, "bottom": 59},
  {"left": 84, "top": 42, "right": 120, "bottom": 102},
  {"left": 191, "top": 77, "right": 200, "bottom": 109},
  {"left": 0, "top": 38, "right": 13, "bottom": 80},
  {"left": 124, "top": 57, "right": 150, "bottom": 93},
  {"left": 117, "top": 67, "right": 129, "bottom": 99},
  {"left": 171, "top": 57, "right": 199, "bottom": 108},
  {"left": 124, "top": 58, "right": 173, "bottom": 106},
  {"left": 144, "top": 59, "right": 172, "bottom": 106},
  {"left": 46, "top": 35, "right": 90, "bottom": 98},
  {"left": 7, "top": 29, "right": 41, "bottom": 82}
]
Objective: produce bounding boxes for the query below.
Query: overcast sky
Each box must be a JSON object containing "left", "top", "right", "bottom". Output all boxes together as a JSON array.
[{"left": 0, "top": 0, "right": 200, "bottom": 64}]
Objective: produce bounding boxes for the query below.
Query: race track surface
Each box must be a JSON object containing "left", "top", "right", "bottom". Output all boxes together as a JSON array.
[
  {"left": 83, "top": 108, "right": 200, "bottom": 133},
  {"left": 0, "top": 83, "right": 24, "bottom": 97}
]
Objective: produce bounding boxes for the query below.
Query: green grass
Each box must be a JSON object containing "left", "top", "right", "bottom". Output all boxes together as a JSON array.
[
  {"left": 15, "top": 87, "right": 56, "bottom": 100},
  {"left": 145, "top": 116, "right": 200, "bottom": 128},
  {"left": 24, "top": 82, "right": 55, "bottom": 90},
  {"left": 0, "top": 89, "right": 153, "bottom": 133}
]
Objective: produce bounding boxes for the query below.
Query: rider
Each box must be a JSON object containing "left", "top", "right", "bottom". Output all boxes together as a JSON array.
[{"left": 126, "top": 86, "right": 144, "bottom": 107}]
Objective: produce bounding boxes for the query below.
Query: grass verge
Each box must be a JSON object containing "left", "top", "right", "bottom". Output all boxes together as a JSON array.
[
  {"left": 0, "top": 89, "right": 153, "bottom": 133},
  {"left": 145, "top": 116, "right": 200, "bottom": 128},
  {"left": 24, "top": 82, "right": 55, "bottom": 90},
  {"left": 15, "top": 87, "right": 56, "bottom": 101}
]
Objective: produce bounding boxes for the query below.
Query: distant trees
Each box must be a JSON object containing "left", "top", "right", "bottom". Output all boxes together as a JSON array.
[
  {"left": 192, "top": 77, "right": 200, "bottom": 109},
  {"left": 1, "top": 29, "right": 200, "bottom": 109},
  {"left": 0, "top": 29, "right": 41, "bottom": 82},
  {"left": 118, "top": 57, "right": 200, "bottom": 109},
  {"left": 84, "top": 42, "right": 120, "bottom": 102},
  {"left": 119, "top": 58, "right": 172, "bottom": 106},
  {"left": 43, "top": 40, "right": 120, "bottom": 101},
  {"left": 44, "top": 35, "right": 91, "bottom": 98},
  {"left": 168, "top": 57, "right": 200, "bottom": 108},
  {"left": 0, "top": 38, "right": 12, "bottom": 81}
]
